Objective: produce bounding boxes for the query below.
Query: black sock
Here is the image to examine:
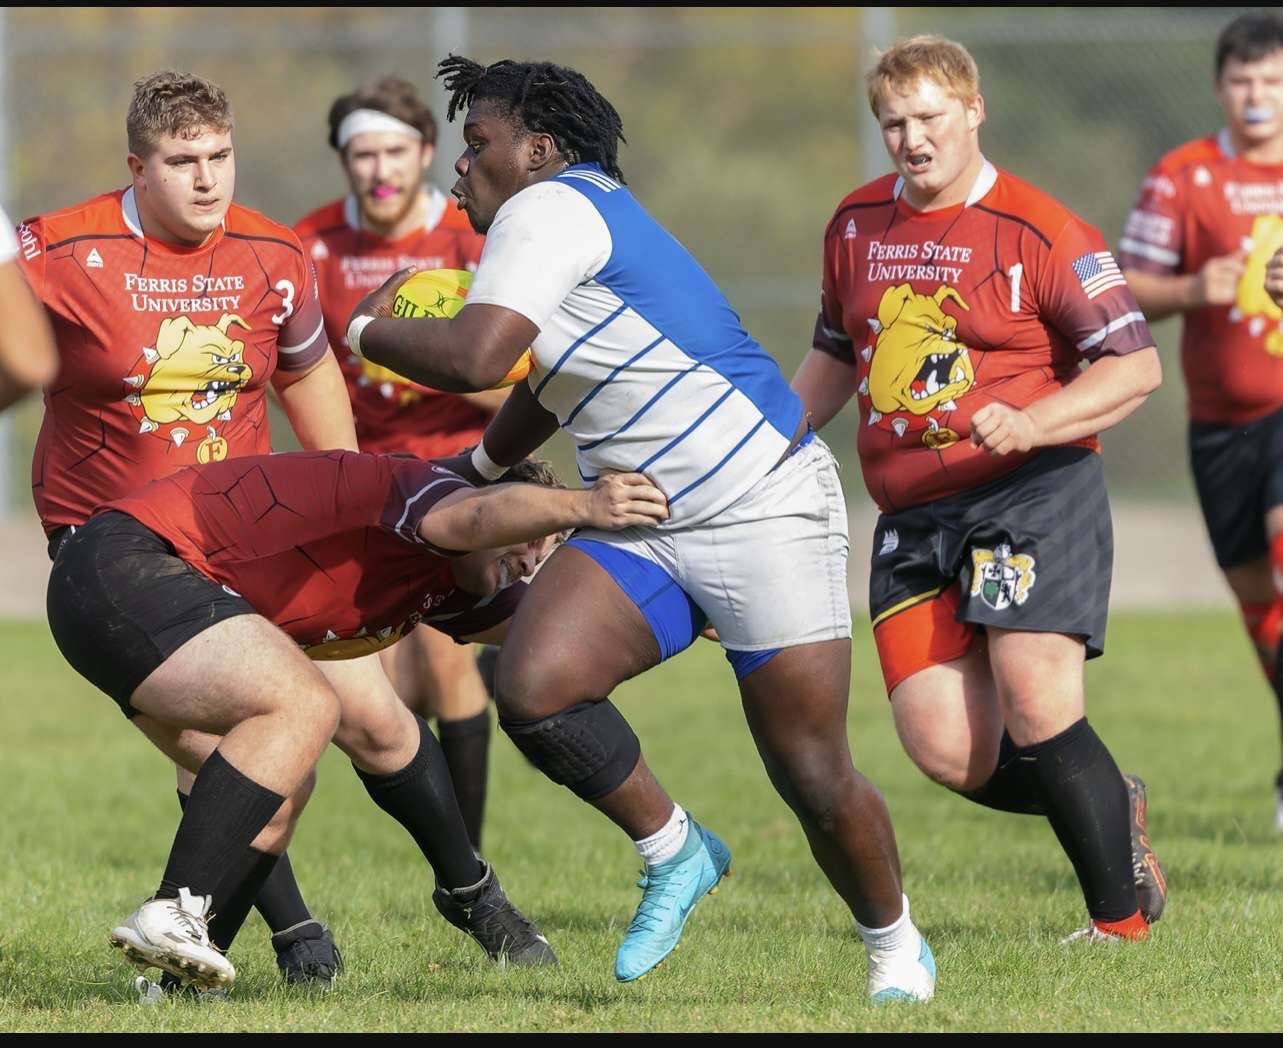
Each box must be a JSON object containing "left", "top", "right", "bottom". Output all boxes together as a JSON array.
[
  {"left": 206, "top": 848, "right": 280, "bottom": 952},
  {"left": 179, "top": 788, "right": 314, "bottom": 936},
  {"left": 354, "top": 714, "right": 484, "bottom": 890},
  {"left": 959, "top": 730, "right": 1047, "bottom": 815},
  {"left": 157, "top": 749, "right": 285, "bottom": 901},
  {"left": 1022, "top": 718, "right": 1137, "bottom": 923},
  {"left": 438, "top": 709, "right": 491, "bottom": 852},
  {"left": 251, "top": 851, "right": 314, "bottom": 935}
]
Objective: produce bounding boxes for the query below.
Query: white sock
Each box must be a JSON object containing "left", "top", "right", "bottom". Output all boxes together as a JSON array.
[
  {"left": 856, "top": 894, "right": 919, "bottom": 955},
  {"left": 634, "top": 803, "right": 689, "bottom": 866}
]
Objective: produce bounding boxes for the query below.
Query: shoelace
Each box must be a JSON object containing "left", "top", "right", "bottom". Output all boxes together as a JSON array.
[
  {"left": 165, "top": 900, "right": 209, "bottom": 943},
  {"left": 627, "top": 868, "right": 684, "bottom": 934}
]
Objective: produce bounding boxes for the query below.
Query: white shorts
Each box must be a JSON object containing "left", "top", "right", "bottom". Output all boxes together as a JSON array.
[{"left": 568, "top": 434, "right": 852, "bottom": 675}]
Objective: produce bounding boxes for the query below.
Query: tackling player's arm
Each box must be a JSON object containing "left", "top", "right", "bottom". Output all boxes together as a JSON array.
[
  {"left": 272, "top": 351, "right": 359, "bottom": 452},
  {"left": 348, "top": 264, "right": 536, "bottom": 393},
  {"left": 0, "top": 256, "right": 57, "bottom": 411},
  {"left": 419, "top": 470, "right": 669, "bottom": 551}
]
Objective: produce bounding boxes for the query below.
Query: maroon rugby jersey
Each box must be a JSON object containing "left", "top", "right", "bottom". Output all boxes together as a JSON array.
[
  {"left": 814, "top": 162, "right": 1154, "bottom": 512},
  {"left": 294, "top": 187, "right": 492, "bottom": 458},
  {"left": 20, "top": 188, "right": 329, "bottom": 536},
  {"left": 103, "top": 449, "right": 523, "bottom": 659}
]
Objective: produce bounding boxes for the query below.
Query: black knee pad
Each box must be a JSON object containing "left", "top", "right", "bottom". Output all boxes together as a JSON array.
[{"left": 500, "top": 699, "right": 640, "bottom": 801}]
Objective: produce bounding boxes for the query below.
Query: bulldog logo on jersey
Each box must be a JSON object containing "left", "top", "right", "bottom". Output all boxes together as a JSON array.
[
  {"left": 122, "top": 313, "right": 254, "bottom": 463},
  {"left": 861, "top": 283, "right": 975, "bottom": 448},
  {"left": 305, "top": 613, "right": 421, "bottom": 661},
  {"left": 1232, "top": 215, "right": 1283, "bottom": 356},
  {"left": 970, "top": 544, "right": 1037, "bottom": 611}
]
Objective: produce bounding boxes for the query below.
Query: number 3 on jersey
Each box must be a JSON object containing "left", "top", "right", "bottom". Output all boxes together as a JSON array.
[{"left": 271, "top": 279, "right": 295, "bottom": 325}]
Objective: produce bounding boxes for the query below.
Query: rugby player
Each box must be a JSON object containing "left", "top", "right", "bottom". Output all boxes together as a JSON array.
[
  {"left": 1122, "top": 12, "right": 1283, "bottom": 830},
  {"left": 791, "top": 34, "right": 1167, "bottom": 943},
  {"left": 347, "top": 56, "right": 937, "bottom": 1002},
  {"left": 19, "top": 69, "right": 357, "bottom": 989},
  {"left": 48, "top": 448, "right": 663, "bottom": 989},
  {"left": 0, "top": 204, "right": 57, "bottom": 410},
  {"left": 295, "top": 76, "right": 503, "bottom": 851}
]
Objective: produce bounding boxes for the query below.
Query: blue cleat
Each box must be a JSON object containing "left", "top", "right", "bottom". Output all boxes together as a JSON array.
[
  {"left": 614, "top": 817, "right": 731, "bottom": 983},
  {"left": 867, "top": 934, "right": 936, "bottom": 1004}
]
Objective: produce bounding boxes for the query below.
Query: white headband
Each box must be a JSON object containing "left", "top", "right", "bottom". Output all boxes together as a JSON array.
[{"left": 336, "top": 108, "right": 424, "bottom": 150}]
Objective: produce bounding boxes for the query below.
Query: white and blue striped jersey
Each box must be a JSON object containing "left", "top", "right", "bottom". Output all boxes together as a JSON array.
[{"left": 466, "top": 164, "right": 804, "bottom": 527}]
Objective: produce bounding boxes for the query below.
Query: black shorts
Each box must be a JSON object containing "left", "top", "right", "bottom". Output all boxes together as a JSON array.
[
  {"left": 46, "top": 510, "right": 255, "bottom": 717},
  {"left": 868, "top": 447, "right": 1113, "bottom": 693},
  {"left": 1188, "top": 404, "right": 1283, "bottom": 569}
]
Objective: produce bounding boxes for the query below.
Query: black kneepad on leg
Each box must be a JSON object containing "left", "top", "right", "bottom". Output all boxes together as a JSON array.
[{"left": 500, "top": 700, "right": 640, "bottom": 802}]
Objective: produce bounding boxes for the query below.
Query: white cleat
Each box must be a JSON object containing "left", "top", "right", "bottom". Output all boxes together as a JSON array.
[
  {"left": 1274, "top": 776, "right": 1283, "bottom": 834},
  {"left": 867, "top": 930, "right": 936, "bottom": 1004},
  {"left": 111, "top": 887, "right": 235, "bottom": 991}
]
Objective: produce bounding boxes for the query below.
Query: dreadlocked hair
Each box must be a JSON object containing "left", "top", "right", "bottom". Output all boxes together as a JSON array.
[{"left": 436, "top": 55, "right": 626, "bottom": 183}]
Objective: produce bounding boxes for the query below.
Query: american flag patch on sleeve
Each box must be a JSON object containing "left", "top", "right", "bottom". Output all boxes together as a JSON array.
[{"left": 1071, "top": 251, "right": 1127, "bottom": 300}]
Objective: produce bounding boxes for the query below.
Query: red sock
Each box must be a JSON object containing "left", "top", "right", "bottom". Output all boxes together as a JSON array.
[
  {"left": 1093, "top": 910, "right": 1150, "bottom": 941},
  {"left": 1240, "top": 598, "right": 1280, "bottom": 681}
]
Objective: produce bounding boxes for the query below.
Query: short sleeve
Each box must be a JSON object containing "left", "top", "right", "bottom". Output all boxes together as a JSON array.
[
  {"left": 1117, "top": 165, "right": 1184, "bottom": 276},
  {"left": 811, "top": 224, "right": 856, "bottom": 366},
  {"left": 0, "top": 205, "right": 18, "bottom": 265},
  {"left": 464, "top": 182, "right": 612, "bottom": 330},
  {"left": 1040, "top": 219, "right": 1155, "bottom": 361}
]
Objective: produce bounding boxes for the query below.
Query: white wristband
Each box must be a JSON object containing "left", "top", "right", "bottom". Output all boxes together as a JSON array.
[
  {"left": 346, "top": 314, "right": 376, "bottom": 358},
  {"left": 470, "top": 442, "right": 508, "bottom": 482}
]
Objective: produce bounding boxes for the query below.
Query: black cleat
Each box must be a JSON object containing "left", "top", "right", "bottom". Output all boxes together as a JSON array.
[
  {"left": 272, "top": 920, "right": 344, "bottom": 989},
  {"left": 1123, "top": 773, "right": 1167, "bottom": 924},
  {"left": 432, "top": 862, "right": 558, "bottom": 967}
]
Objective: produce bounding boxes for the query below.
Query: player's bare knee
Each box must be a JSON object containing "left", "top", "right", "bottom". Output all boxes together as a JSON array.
[
  {"left": 492, "top": 648, "right": 592, "bottom": 720},
  {"left": 333, "top": 704, "right": 411, "bottom": 770}
]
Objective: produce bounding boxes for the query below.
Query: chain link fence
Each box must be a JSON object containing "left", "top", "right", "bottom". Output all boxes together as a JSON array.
[{"left": 0, "top": 6, "right": 1261, "bottom": 520}]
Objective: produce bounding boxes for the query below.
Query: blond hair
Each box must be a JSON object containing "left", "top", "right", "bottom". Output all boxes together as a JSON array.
[
  {"left": 127, "top": 70, "right": 233, "bottom": 157},
  {"left": 865, "top": 35, "right": 981, "bottom": 117}
]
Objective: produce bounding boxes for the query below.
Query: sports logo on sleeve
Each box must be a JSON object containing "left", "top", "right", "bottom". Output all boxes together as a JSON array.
[
  {"left": 860, "top": 283, "right": 975, "bottom": 449},
  {"left": 122, "top": 313, "right": 254, "bottom": 463},
  {"left": 1233, "top": 215, "right": 1283, "bottom": 356},
  {"left": 970, "top": 543, "right": 1037, "bottom": 611}
]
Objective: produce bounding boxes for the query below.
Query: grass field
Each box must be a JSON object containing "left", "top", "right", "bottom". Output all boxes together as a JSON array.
[{"left": 2, "top": 611, "right": 1283, "bottom": 1032}]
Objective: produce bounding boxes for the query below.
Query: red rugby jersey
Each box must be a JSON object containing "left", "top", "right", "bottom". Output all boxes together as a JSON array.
[
  {"left": 104, "top": 449, "right": 523, "bottom": 659},
  {"left": 813, "top": 162, "right": 1154, "bottom": 513},
  {"left": 294, "top": 187, "right": 491, "bottom": 457},
  {"left": 1118, "top": 131, "right": 1283, "bottom": 425},
  {"left": 20, "top": 188, "right": 329, "bottom": 535}
]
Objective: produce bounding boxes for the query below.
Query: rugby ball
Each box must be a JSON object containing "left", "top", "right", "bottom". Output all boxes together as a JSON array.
[{"left": 391, "top": 268, "right": 533, "bottom": 389}]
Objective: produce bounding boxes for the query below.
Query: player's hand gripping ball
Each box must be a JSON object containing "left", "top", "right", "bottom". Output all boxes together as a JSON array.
[{"left": 392, "top": 269, "right": 533, "bottom": 389}]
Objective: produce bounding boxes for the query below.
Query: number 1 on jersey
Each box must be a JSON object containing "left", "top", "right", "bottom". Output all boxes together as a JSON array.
[{"left": 1008, "top": 263, "right": 1023, "bottom": 313}]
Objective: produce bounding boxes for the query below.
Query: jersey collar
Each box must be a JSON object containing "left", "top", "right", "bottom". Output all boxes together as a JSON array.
[
  {"left": 892, "top": 157, "right": 998, "bottom": 209},
  {"left": 1216, "top": 127, "right": 1235, "bottom": 159},
  {"left": 120, "top": 186, "right": 228, "bottom": 243}
]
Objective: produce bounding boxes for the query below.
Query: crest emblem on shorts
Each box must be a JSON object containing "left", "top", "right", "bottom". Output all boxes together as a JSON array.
[{"left": 970, "top": 543, "right": 1036, "bottom": 611}]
